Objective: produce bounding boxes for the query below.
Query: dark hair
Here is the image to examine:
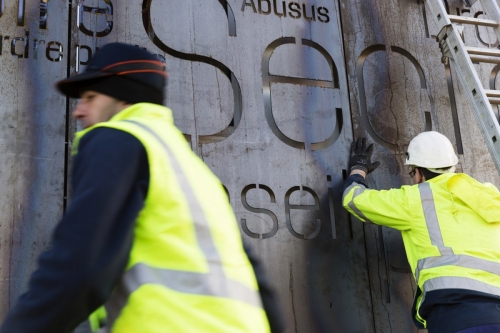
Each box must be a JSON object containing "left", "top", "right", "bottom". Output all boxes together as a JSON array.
[{"left": 416, "top": 167, "right": 441, "bottom": 180}]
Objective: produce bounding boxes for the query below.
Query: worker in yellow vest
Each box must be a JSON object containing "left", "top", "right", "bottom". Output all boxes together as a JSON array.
[
  {"left": 342, "top": 133, "right": 500, "bottom": 333},
  {"left": 1, "top": 43, "right": 284, "bottom": 333}
]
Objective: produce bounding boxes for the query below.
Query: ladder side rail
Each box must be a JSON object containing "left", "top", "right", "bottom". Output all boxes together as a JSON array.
[
  {"left": 425, "top": 0, "right": 500, "bottom": 175},
  {"left": 426, "top": 0, "right": 453, "bottom": 29},
  {"left": 445, "top": 28, "right": 500, "bottom": 174}
]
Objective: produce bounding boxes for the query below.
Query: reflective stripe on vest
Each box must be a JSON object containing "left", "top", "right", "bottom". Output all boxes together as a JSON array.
[
  {"left": 344, "top": 182, "right": 374, "bottom": 224},
  {"left": 416, "top": 182, "right": 500, "bottom": 300},
  {"left": 415, "top": 254, "right": 500, "bottom": 283},
  {"left": 104, "top": 120, "right": 262, "bottom": 330},
  {"left": 423, "top": 276, "right": 500, "bottom": 297},
  {"left": 418, "top": 183, "right": 454, "bottom": 256}
]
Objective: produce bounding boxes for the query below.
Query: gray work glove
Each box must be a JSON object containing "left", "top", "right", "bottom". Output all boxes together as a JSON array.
[{"left": 349, "top": 138, "right": 380, "bottom": 174}]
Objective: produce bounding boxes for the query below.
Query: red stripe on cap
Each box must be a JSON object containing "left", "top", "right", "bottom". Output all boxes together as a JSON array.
[
  {"left": 102, "top": 60, "right": 166, "bottom": 72},
  {"left": 116, "top": 69, "right": 168, "bottom": 77}
]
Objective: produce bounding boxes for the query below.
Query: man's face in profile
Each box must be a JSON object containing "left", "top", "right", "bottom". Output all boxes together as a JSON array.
[{"left": 72, "top": 90, "right": 130, "bottom": 128}]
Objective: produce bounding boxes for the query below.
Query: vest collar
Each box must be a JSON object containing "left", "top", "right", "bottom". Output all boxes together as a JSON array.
[
  {"left": 73, "top": 103, "right": 174, "bottom": 155},
  {"left": 108, "top": 103, "right": 173, "bottom": 124}
]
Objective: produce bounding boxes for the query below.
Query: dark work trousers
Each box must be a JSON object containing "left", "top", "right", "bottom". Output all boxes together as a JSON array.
[{"left": 455, "top": 324, "right": 500, "bottom": 333}]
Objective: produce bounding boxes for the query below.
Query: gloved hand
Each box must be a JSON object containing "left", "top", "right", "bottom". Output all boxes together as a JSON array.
[{"left": 349, "top": 138, "right": 380, "bottom": 174}]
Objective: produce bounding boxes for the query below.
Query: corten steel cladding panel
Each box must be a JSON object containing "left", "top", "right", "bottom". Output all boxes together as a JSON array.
[
  {"left": 3, "top": 0, "right": 500, "bottom": 332},
  {"left": 340, "top": 0, "right": 500, "bottom": 332},
  {"left": 0, "top": 0, "right": 68, "bottom": 320},
  {"left": 70, "top": 0, "right": 375, "bottom": 332}
]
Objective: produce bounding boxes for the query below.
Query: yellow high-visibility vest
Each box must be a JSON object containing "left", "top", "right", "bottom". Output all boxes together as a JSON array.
[
  {"left": 74, "top": 103, "right": 270, "bottom": 333},
  {"left": 343, "top": 173, "right": 500, "bottom": 327}
]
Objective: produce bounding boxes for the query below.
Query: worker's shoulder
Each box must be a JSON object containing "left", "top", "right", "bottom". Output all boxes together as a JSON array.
[
  {"left": 79, "top": 126, "right": 145, "bottom": 154},
  {"left": 445, "top": 172, "right": 500, "bottom": 193}
]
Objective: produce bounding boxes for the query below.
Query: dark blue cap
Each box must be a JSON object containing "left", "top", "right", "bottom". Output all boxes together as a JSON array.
[{"left": 56, "top": 42, "right": 166, "bottom": 103}]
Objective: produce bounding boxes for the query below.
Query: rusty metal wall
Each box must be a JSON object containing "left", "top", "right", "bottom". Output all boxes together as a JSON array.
[
  {"left": 71, "top": 1, "right": 374, "bottom": 332},
  {"left": 339, "top": 0, "right": 500, "bottom": 332},
  {"left": 0, "top": 0, "right": 68, "bottom": 320},
  {"left": 2, "top": 0, "right": 500, "bottom": 333}
]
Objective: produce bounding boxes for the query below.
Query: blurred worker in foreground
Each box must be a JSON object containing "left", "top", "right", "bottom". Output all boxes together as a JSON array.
[
  {"left": 1, "top": 42, "right": 284, "bottom": 333},
  {"left": 342, "top": 132, "right": 500, "bottom": 333}
]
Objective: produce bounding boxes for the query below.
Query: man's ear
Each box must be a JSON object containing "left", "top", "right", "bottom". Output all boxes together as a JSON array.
[{"left": 416, "top": 168, "right": 425, "bottom": 183}]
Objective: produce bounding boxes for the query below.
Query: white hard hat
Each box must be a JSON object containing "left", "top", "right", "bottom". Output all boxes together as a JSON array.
[{"left": 405, "top": 131, "right": 458, "bottom": 168}]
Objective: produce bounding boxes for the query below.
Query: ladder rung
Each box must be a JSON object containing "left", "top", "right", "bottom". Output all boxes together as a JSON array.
[
  {"left": 449, "top": 15, "right": 498, "bottom": 27},
  {"left": 469, "top": 55, "right": 500, "bottom": 64},
  {"left": 485, "top": 89, "right": 500, "bottom": 98},
  {"left": 466, "top": 46, "right": 500, "bottom": 57},
  {"left": 488, "top": 97, "right": 500, "bottom": 104}
]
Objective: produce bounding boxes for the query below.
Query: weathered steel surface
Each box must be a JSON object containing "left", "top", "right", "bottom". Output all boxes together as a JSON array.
[
  {"left": 71, "top": 0, "right": 375, "bottom": 332},
  {"left": 151, "top": 1, "right": 372, "bottom": 332},
  {"left": 0, "top": 0, "right": 68, "bottom": 321},
  {"left": 339, "top": 0, "right": 500, "bottom": 332},
  {"left": 2, "top": 0, "right": 500, "bottom": 332}
]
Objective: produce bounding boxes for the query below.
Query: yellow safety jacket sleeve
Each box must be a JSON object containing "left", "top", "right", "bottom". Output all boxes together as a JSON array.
[{"left": 342, "top": 179, "right": 413, "bottom": 231}]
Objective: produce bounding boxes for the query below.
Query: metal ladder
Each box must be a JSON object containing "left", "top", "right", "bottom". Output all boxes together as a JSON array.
[{"left": 425, "top": 0, "right": 500, "bottom": 175}]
